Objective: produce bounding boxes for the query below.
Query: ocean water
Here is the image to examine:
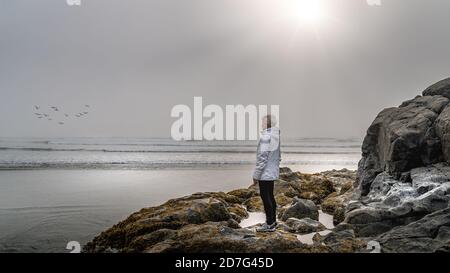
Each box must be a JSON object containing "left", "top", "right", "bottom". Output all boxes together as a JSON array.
[
  {"left": 0, "top": 137, "right": 361, "bottom": 253},
  {"left": 0, "top": 137, "right": 361, "bottom": 170}
]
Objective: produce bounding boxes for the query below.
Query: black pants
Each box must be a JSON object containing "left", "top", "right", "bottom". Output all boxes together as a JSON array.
[{"left": 258, "top": 181, "right": 277, "bottom": 225}]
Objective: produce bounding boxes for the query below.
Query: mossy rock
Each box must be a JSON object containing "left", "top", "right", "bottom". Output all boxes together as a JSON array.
[
  {"left": 288, "top": 176, "right": 337, "bottom": 204},
  {"left": 228, "top": 204, "right": 249, "bottom": 221},
  {"left": 340, "top": 181, "right": 354, "bottom": 194},
  {"left": 84, "top": 196, "right": 233, "bottom": 252},
  {"left": 244, "top": 196, "right": 264, "bottom": 212},
  {"left": 322, "top": 196, "right": 346, "bottom": 225},
  {"left": 275, "top": 194, "right": 293, "bottom": 207},
  {"left": 227, "top": 188, "right": 257, "bottom": 202}
]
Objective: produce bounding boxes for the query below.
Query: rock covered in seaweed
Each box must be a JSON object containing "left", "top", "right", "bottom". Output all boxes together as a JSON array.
[
  {"left": 84, "top": 192, "right": 243, "bottom": 252},
  {"left": 284, "top": 218, "right": 326, "bottom": 234},
  {"left": 84, "top": 168, "right": 357, "bottom": 253},
  {"left": 278, "top": 198, "right": 319, "bottom": 221}
]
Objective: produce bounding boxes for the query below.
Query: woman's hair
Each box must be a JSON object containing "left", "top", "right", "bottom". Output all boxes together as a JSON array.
[{"left": 263, "top": 114, "right": 277, "bottom": 128}]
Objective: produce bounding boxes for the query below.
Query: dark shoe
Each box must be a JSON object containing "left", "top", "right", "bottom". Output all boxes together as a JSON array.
[{"left": 256, "top": 222, "right": 277, "bottom": 233}]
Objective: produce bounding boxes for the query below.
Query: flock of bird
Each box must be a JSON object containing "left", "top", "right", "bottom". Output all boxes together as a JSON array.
[{"left": 33, "top": 105, "right": 91, "bottom": 125}]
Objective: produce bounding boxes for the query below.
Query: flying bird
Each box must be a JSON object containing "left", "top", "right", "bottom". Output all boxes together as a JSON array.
[
  {"left": 34, "top": 105, "right": 40, "bottom": 110},
  {"left": 64, "top": 114, "right": 69, "bottom": 117},
  {"left": 58, "top": 122, "right": 64, "bottom": 125}
]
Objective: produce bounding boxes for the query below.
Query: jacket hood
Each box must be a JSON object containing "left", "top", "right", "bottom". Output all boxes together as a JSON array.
[{"left": 262, "top": 127, "right": 280, "bottom": 138}]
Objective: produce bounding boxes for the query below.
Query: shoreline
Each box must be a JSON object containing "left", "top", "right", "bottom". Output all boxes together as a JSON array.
[{"left": 0, "top": 164, "right": 358, "bottom": 172}]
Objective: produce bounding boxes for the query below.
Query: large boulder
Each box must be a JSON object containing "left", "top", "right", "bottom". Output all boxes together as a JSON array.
[
  {"left": 279, "top": 197, "right": 319, "bottom": 221},
  {"left": 345, "top": 168, "right": 450, "bottom": 237},
  {"left": 312, "top": 229, "right": 368, "bottom": 253},
  {"left": 357, "top": 79, "right": 450, "bottom": 195},
  {"left": 356, "top": 77, "right": 450, "bottom": 196},
  {"left": 376, "top": 207, "right": 450, "bottom": 253},
  {"left": 322, "top": 194, "right": 347, "bottom": 225},
  {"left": 320, "top": 170, "right": 359, "bottom": 225},
  {"left": 423, "top": 77, "right": 450, "bottom": 99},
  {"left": 284, "top": 218, "right": 326, "bottom": 234},
  {"left": 435, "top": 104, "right": 450, "bottom": 162}
]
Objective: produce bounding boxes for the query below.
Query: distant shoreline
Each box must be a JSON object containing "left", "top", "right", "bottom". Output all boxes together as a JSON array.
[{"left": 0, "top": 163, "right": 359, "bottom": 172}]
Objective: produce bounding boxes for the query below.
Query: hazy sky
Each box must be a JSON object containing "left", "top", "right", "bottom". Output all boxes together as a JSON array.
[{"left": 1, "top": 0, "right": 450, "bottom": 138}]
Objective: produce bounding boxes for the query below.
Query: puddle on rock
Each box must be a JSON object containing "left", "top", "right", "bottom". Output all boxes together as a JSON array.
[
  {"left": 297, "top": 230, "right": 332, "bottom": 245},
  {"left": 239, "top": 212, "right": 266, "bottom": 228},
  {"left": 297, "top": 210, "right": 335, "bottom": 245},
  {"left": 239, "top": 210, "right": 334, "bottom": 231},
  {"left": 238, "top": 209, "right": 336, "bottom": 245},
  {"left": 318, "top": 210, "right": 334, "bottom": 229}
]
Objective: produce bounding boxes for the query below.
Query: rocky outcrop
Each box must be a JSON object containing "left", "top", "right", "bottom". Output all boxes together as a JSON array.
[
  {"left": 357, "top": 77, "right": 450, "bottom": 196},
  {"left": 345, "top": 168, "right": 450, "bottom": 237},
  {"left": 423, "top": 77, "right": 450, "bottom": 98},
  {"left": 311, "top": 228, "right": 369, "bottom": 253},
  {"left": 139, "top": 222, "right": 306, "bottom": 253},
  {"left": 83, "top": 192, "right": 244, "bottom": 252},
  {"left": 356, "top": 95, "right": 449, "bottom": 195},
  {"left": 376, "top": 207, "right": 450, "bottom": 253},
  {"left": 349, "top": 77, "right": 450, "bottom": 250},
  {"left": 84, "top": 168, "right": 359, "bottom": 253}
]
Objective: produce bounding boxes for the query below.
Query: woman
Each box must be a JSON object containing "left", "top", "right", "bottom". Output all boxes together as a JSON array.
[{"left": 253, "top": 115, "right": 281, "bottom": 232}]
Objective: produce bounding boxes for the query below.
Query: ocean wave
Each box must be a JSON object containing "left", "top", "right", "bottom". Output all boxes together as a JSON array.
[
  {"left": 0, "top": 146, "right": 360, "bottom": 155},
  {"left": 0, "top": 159, "right": 359, "bottom": 170},
  {"left": 0, "top": 205, "right": 101, "bottom": 212},
  {"left": 1, "top": 138, "right": 361, "bottom": 148}
]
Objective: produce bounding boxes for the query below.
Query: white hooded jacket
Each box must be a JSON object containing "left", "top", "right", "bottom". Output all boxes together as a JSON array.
[{"left": 253, "top": 127, "right": 281, "bottom": 181}]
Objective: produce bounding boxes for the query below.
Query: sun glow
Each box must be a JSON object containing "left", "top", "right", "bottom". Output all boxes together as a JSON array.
[{"left": 290, "top": 0, "right": 327, "bottom": 26}]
